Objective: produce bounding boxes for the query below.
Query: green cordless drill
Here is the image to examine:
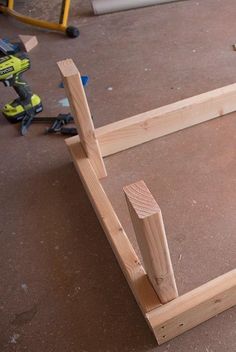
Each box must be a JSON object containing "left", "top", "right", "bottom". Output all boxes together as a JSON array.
[{"left": 0, "top": 52, "right": 43, "bottom": 127}]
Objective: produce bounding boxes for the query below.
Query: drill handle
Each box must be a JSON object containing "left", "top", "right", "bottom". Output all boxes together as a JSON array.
[{"left": 12, "top": 72, "right": 33, "bottom": 103}]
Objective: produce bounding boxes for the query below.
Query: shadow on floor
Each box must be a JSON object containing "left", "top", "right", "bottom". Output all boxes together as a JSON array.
[{"left": 1, "top": 162, "right": 156, "bottom": 352}]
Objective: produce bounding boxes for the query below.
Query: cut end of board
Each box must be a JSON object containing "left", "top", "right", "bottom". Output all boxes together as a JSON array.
[
  {"left": 19, "top": 35, "right": 38, "bottom": 52},
  {"left": 124, "top": 180, "right": 160, "bottom": 219},
  {"left": 57, "top": 58, "right": 80, "bottom": 77}
]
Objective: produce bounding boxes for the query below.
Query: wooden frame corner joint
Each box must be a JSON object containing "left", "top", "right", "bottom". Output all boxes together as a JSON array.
[{"left": 62, "top": 59, "right": 236, "bottom": 345}]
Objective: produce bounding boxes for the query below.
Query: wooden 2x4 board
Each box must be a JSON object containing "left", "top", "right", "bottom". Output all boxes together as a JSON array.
[{"left": 58, "top": 58, "right": 236, "bottom": 345}]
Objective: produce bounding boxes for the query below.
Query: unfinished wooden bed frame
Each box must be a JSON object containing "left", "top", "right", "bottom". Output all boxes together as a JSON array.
[{"left": 57, "top": 58, "right": 236, "bottom": 345}]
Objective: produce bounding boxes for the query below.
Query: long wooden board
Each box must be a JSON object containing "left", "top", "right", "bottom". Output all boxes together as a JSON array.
[
  {"left": 94, "top": 83, "right": 236, "bottom": 156},
  {"left": 146, "top": 269, "right": 236, "bottom": 344},
  {"left": 66, "top": 138, "right": 161, "bottom": 313}
]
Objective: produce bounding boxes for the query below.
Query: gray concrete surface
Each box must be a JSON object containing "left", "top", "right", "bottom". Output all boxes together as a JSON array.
[{"left": 0, "top": 0, "right": 236, "bottom": 351}]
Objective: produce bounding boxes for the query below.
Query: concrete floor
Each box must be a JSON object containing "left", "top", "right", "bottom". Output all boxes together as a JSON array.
[{"left": 0, "top": 0, "right": 236, "bottom": 351}]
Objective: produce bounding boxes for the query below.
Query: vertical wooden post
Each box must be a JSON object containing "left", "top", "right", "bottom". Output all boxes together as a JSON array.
[
  {"left": 124, "top": 180, "right": 178, "bottom": 304},
  {"left": 57, "top": 59, "right": 107, "bottom": 179}
]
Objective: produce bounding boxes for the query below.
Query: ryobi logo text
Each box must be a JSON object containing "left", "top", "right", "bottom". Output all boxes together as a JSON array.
[{"left": 0, "top": 66, "right": 14, "bottom": 76}]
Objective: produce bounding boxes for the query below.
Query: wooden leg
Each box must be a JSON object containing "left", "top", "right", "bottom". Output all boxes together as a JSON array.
[
  {"left": 57, "top": 59, "right": 107, "bottom": 179},
  {"left": 124, "top": 180, "right": 178, "bottom": 304}
]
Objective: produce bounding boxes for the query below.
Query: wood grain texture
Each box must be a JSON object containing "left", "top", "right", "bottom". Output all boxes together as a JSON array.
[
  {"left": 19, "top": 35, "right": 38, "bottom": 52},
  {"left": 57, "top": 59, "right": 107, "bottom": 179},
  {"left": 65, "top": 83, "right": 236, "bottom": 345},
  {"left": 147, "top": 269, "right": 236, "bottom": 344},
  {"left": 95, "top": 83, "right": 236, "bottom": 156},
  {"left": 124, "top": 180, "right": 178, "bottom": 304},
  {"left": 66, "top": 139, "right": 161, "bottom": 313}
]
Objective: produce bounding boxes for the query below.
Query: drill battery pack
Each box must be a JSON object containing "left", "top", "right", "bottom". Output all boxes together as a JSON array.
[{"left": 3, "top": 94, "right": 43, "bottom": 123}]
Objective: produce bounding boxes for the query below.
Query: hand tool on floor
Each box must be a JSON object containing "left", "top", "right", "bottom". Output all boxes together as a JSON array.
[
  {"left": 0, "top": 39, "right": 86, "bottom": 136},
  {"left": 45, "top": 114, "right": 77, "bottom": 135},
  {"left": 24, "top": 113, "right": 77, "bottom": 136},
  {"left": 0, "top": 41, "right": 43, "bottom": 133}
]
